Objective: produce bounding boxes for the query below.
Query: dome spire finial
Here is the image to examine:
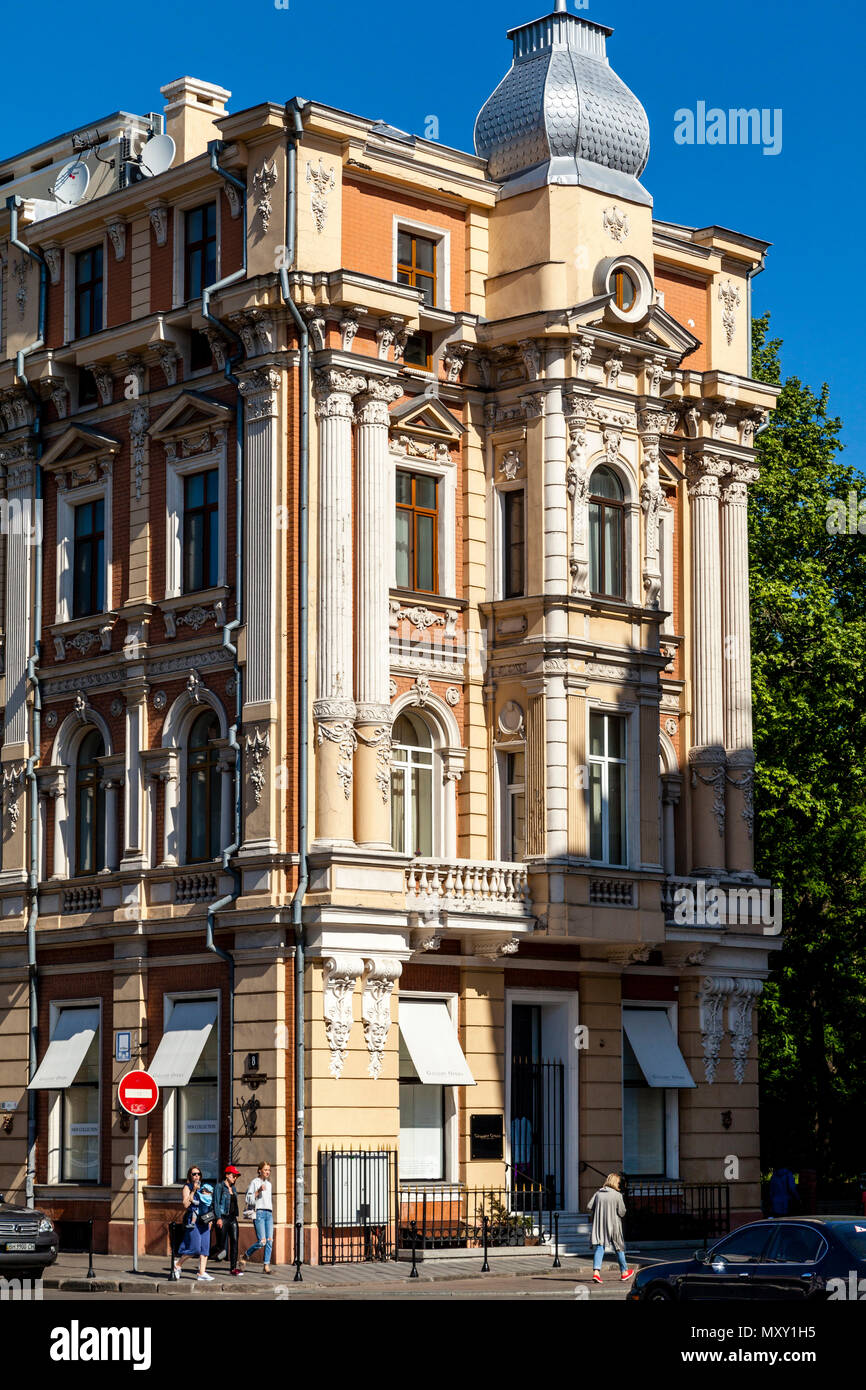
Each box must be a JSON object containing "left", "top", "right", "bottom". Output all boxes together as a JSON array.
[{"left": 554, "top": 0, "right": 568, "bottom": 10}]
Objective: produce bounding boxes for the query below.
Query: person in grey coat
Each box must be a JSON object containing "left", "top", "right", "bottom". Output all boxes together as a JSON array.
[{"left": 588, "top": 1173, "right": 635, "bottom": 1283}]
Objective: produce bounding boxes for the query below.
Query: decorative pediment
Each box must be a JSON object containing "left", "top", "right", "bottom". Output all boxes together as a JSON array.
[
  {"left": 40, "top": 424, "right": 121, "bottom": 473},
  {"left": 389, "top": 394, "right": 466, "bottom": 441},
  {"left": 637, "top": 304, "right": 701, "bottom": 359},
  {"left": 148, "top": 390, "right": 234, "bottom": 441}
]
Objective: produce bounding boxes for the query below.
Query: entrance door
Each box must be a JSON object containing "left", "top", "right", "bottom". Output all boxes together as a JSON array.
[{"left": 510, "top": 1004, "right": 565, "bottom": 1209}]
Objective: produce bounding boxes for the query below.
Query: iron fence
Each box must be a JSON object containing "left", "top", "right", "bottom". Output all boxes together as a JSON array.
[
  {"left": 510, "top": 1058, "right": 565, "bottom": 1210},
  {"left": 397, "top": 1185, "right": 555, "bottom": 1251},
  {"left": 624, "top": 1182, "right": 730, "bottom": 1243},
  {"left": 317, "top": 1148, "right": 397, "bottom": 1263}
]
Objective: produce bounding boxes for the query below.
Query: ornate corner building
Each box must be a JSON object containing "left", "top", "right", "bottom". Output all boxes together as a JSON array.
[{"left": 0, "top": 5, "right": 780, "bottom": 1260}]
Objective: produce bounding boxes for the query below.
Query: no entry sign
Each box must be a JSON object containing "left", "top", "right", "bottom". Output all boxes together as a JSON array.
[{"left": 118, "top": 1070, "right": 159, "bottom": 1116}]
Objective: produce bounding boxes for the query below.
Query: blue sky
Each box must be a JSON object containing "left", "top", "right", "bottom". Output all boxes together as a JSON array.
[{"left": 2, "top": 0, "right": 860, "bottom": 472}]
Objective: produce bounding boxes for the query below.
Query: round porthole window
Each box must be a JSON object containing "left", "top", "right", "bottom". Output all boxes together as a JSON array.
[
  {"left": 612, "top": 268, "right": 637, "bottom": 312},
  {"left": 597, "top": 256, "right": 652, "bottom": 325}
]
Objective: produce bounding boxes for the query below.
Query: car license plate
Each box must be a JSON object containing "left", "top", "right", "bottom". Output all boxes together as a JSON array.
[{"left": 3, "top": 1242, "right": 36, "bottom": 1252}]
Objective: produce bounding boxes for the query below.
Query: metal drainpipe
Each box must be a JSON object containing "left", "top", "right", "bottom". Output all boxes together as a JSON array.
[
  {"left": 7, "top": 196, "right": 47, "bottom": 1208},
  {"left": 281, "top": 97, "right": 310, "bottom": 1252},
  {"left": 201, "top": 144, "right": 248, "bottom": 1153}
]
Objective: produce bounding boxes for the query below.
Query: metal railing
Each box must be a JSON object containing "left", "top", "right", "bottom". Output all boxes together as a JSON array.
[
  {"left": 317, "top": 1148, "right": 397, "bottom": 1263},
  {"left": 397, "top": 1184, "right": 555, "bottom": 1251},
  {"left": 624, "top": 1182, "right": 730, "bottom": 1243}
]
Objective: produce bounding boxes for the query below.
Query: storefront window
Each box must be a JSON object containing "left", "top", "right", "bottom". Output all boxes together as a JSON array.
[
  {"left": 61, "top": 1029, "right": 100, "bottom": 1183},
  {"left": 622, "top": 1032, "right": 665, "bottom": 1176},
  {"left": 398, "top": 1032, "right": 445, "bottom": 1181},
  {"left": 176, "top": 1024, "right": 219, "bottom": 1181}
]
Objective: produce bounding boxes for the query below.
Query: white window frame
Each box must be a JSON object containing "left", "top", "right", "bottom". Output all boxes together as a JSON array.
[
  {"left": 46, "top": 998, "right": 103, "bottom": 1187},
  {"left": 173, "top": 193, "right": 222, "bottom": 310},
  {"left": 64, "top": 234, "right": 108, "bottom": 345},
  {"left": 391, "top": 449, "right": 457, "bottom": 598},
  {"left": 390, "top": 709, "right": 437, "bottom": 858},
  {"left": 621, "top": 1002, "right": 680, "bottom": 1181},
  {"left": 496, "top": 743, "right": 526, "bottom": 863},
  {"left": 164, "top": 440, "right": 228, "bottom": 599},
  {"left": 55, "top": 468, "right": 113, "bottom": 624},
  {"left": 587, "top": 706, "right": 631, "bottom": 867},
  {"left": 392, "top": 217, "right": 451, "bottom": 311},
  {"left": 498, "top": 482, "right": 526, "bottom": 602},
  {"left": 160, "top": 990, "right": 221, "bottom": 1186},
  {"left": 398, "top": 991, "right": 460, "bottom": 1185}
]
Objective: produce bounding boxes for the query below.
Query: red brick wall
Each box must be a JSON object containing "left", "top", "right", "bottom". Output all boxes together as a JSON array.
[
  {"left": 106, "top": 242, "right": 131, "bottom": 328},
  {"left": 342, "top": 180, "right": 466, "bottom": 312},
  {"left": 150, "top": 214, "right": 174, "bottom": 313},
  {"left": 655, "top": 266, "right": 708, "bottom": 370}
]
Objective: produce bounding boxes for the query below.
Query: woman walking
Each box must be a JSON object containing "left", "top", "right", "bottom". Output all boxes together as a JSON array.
[
  {"left": 174, "top": 1166, "right": 215, "bottom": 1282},
  {"left": 243, "top": 1161, "right": 275, "bottom": 1273},
  {"left": 588, "top": 1173, "right": 635, "bottom": 1283}
]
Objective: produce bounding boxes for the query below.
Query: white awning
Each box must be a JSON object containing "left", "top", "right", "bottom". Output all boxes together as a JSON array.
[
  {"left": 28, "top": 1006, "right": 99, "bottom": 1090},
  {"left": 623, "top": 1009, "right": 696, "bottom": 1088},
  {"left": 399, "top": 999, "right": 475, "bottom": 1086},
  {"left": 148, "top": 999, "right": 218, "bottom": 1088}
]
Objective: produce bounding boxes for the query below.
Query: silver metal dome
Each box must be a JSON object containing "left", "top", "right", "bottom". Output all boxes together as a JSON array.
[{"left": 474, "top": 6, "right": 651, "bottom": 205}]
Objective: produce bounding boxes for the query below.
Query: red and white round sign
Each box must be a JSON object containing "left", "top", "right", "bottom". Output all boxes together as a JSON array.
[{"left": 118, "top": 1070, "right": 160, "bottom": 1116}]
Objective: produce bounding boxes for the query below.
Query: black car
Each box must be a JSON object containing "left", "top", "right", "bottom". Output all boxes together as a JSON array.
[
  {"left": 0, "top": 1195, "right": 59, "bottom": 1278},
  {"left": 628, "top": 1217, "right": 866, "bottom": 1301}
]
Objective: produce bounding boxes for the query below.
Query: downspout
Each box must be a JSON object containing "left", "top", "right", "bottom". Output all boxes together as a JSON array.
[
  {"left": 201, "top": 145, "right": 247, "bottom": 1153},
  {"left": 281, "top": 97, "right": 309, "bottom": 1249},
  {"left": 7, "top": 196, "right": 47, "bottom": 1208}
]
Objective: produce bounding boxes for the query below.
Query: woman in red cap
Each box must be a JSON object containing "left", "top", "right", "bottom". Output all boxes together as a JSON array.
[{"left": 214, "top": 1165, "right": 244, "bottom": 1275}]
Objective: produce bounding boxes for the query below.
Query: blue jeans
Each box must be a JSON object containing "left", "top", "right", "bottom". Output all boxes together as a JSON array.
[
  {"left": 593, "top": 1244, "right": 627, "bottom": 1273},
  {"left": 244, "top": 1210, "right": 274, "bottom": 1264}
]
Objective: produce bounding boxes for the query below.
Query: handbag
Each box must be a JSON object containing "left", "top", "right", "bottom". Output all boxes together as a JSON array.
[{"left": 243, "top": 1204, "right": 257, "bottom": 1222}]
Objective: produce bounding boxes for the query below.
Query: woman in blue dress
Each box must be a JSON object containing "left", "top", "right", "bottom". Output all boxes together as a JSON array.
[{"left": 174, "top": 1166, "right": 215, "bottom": 1282}]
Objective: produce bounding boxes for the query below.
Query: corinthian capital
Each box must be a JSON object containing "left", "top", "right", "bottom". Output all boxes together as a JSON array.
[
  {"left": 314, "top": 368, "right": 367, "bottom": 419},
  {"left": 686, "top": 453, "right": 730, "bottom": 499},
  {"left": 355, "top": 378, "right": 404, "bottom": 426}
]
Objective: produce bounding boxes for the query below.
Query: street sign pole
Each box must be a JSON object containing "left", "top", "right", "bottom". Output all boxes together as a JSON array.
[{"left": 133, "top": 1114, "right": 139, "bottom": 1274}]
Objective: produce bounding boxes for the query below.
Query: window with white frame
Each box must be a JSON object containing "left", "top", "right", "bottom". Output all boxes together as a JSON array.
[
  {"left": 588, "top": 710, "right": 627, "bottom": 865},
  {"left": 155, "top": 994, "right": 220, "bottom": 1184},
  {"left": 391, "top": 710, "right": 434, "bottom": 857},
  {"left": 393, "top": 218, "right": 450, "bottom": 311},
  {"left": 55, "top": 466, "right": 113, "bottom": 624},
  {"left": 175, "top": 1022, "right": 219, "bottom": 1181},
  {"left": 165, "top": 439, "right": 227, "bottom": 598},
  {"left": 64, "top": 236, "right": 107, "bottom": 343},
  {"left": 391, "top": 451, "right": 456, "bottom": 597},
  {"left": 622, "top": 1005, "right": 681, "bottom": 1179},
  {"left": 500, "top": 747, "right": 526, "bottom": 862},
  {"left": 41, "top": 1003, "right": 102, "bottom": 1185},
  {"left": 173, "top": 195, "right": 221, "bottom": 308},
  {"left": 398, "top": 995, "right": 465, "bottom": 1183}
]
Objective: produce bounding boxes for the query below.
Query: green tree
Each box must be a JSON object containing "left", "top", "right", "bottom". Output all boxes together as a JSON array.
[{"left": 750, "top": 314, "right": 866, "bottom": 1183}]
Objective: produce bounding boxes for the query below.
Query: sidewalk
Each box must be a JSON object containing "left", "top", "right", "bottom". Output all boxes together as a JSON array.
[{"left": 41, "top": 1244, "right": 696, "bottom": 1295}]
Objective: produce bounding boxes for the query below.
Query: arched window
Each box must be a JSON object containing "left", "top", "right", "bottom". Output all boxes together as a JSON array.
[
  {"left": 391, "top": 711, "right": 434, "bottom": 856},
  {"left": 589, "top": 466, "right": 625, "bottom": 600},
  {"left": 76, "top": 730, "right": 105, "bottom": 876},
  {"left": 186, "top": 711, "right": 222, "bottom": 864}
]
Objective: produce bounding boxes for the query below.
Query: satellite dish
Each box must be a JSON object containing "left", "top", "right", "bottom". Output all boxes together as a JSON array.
[
  {"left": 53, "top": 159, "right": 90, "bottom": 206},
  {"left": 138, "top": 133, "right": 176, "bottom": 178}
]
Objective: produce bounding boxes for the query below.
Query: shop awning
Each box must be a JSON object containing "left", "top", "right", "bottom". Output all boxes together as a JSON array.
[
  {"left": 28, "top": 1006, "right": 99, "bottom": 1090},
  {"left": 400, "top": 998, "right": 475, "bottom": 1086},
  {"left": 623, "top": 1009, "right": 696, "bottom": 1088},
  {"left": 148, "top": 999, "right": 218, "bottom": 1088}
]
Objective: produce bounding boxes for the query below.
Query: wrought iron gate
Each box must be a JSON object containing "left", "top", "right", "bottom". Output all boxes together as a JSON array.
[
  {"left": 510, "top": 1058, "right": 565, "bottom": 1209},
  {"left": 317, "top": 1148, "right": 397, "bottom": 1263}
]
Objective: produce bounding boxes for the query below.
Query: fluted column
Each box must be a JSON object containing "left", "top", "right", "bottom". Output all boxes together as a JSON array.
[
  {"left": 638, "top": 412, "right": 664, "bottom": 609},
  {"left": 564, "top": 387, "right": 591, "bottom": 597},
  {"left": 542, "top": 344, "right": 569, "bottom": 598},
  {"left": 687, "top": 455, "right": 728, "bottom": 873},
  {"left": 314, "top": 368, "right": 366, "bottom": 845},
  {"left": 721, "top": 465, "right": 758, "bottom": 873},
  {"left": 354, "top": 378, "right": 403, "bottom": 847}
]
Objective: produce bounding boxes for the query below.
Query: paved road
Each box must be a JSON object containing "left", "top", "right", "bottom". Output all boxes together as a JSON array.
[{"left": 42, "top": 1274, "right": 628, "bottom": 1301}]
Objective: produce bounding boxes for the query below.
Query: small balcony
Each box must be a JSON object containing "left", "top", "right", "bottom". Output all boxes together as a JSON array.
[{"left": 405, "top": 858, "right": 532, "bottom": 919}]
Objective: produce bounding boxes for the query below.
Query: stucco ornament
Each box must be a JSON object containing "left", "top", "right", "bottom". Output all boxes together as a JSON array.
[
  {"left": 361, "top": 958, "right": 403, "bottom": 1079},
  {"left": 323, "top": 955, "right": 364, "bottom": 1079},
  {"left": 728, "top": 979, "right": 763, "bottom": 1084},
  {"left": 718, "top": 279, "right": 741, "bottom": 345},
  {"left": 306, "top": 159, "right": 335, "bottom": 232},
  {"left": 603, "top": 205, "right": 630, "bottom": 242},
  {"left": 245, "top": 729, "right": 271, "bottom": 805}
]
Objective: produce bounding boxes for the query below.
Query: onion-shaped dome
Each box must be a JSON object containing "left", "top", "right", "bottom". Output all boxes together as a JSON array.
[{"left": 475, "top": 4, "right": 651, "bottom": 204}]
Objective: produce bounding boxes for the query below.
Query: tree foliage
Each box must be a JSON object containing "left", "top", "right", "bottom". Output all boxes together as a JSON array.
[{"left": 750, "top": 314, "right": 866, "bottom": 1180}]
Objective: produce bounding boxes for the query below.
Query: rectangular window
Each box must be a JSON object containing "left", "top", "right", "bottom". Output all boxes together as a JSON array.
[
  {"left": 398, "top": 1030, "right": 445, "bottom": 1180},
  {"left": 74, "top": 246, "right": 103, "bottom": 339},
  {"left": 175, "top": 1021, "right": 219, "bottom": 1182},
  {"left": 504, "top": 750, "right": 526, "bottom": 862},
  {"left": 77, "top": 366, "right": 98, "bottom": 409},
  {"left": 184, "top": 203, "right": 217, "bottom": 302},
  {"left": 403, "top": 330, "right": 433, "bottom": 372},
  {"left": 588, "top": 711, "right": 627, "bottom": 865},
  {"left": 503, "top": 490, "right": 525, "bottom": 598},
  {"left": 396, "top": 470, "right": 438, "bottom": 593},
  {"left": 182, "top": 469, "right": 219, "bottom": 594},
  {"left": 60, "top": 1017, "right": 100, "bottom": 1183},
  {"left": 189, "top": 330, "right": 213, "bottom": 373},
  {"left": 397, "top": 231, "right": 437, "bottom": 306},
  {"left": 73, "top": 498, "right": 105, "bottom": 618},
  {"left": 622, "top": 1026, "right": 666, "bottom": 1176}
]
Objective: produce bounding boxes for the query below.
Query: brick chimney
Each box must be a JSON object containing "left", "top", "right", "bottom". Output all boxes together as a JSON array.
[{"left": 160, "top": 77, "right": 231, "bottom": 162}]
